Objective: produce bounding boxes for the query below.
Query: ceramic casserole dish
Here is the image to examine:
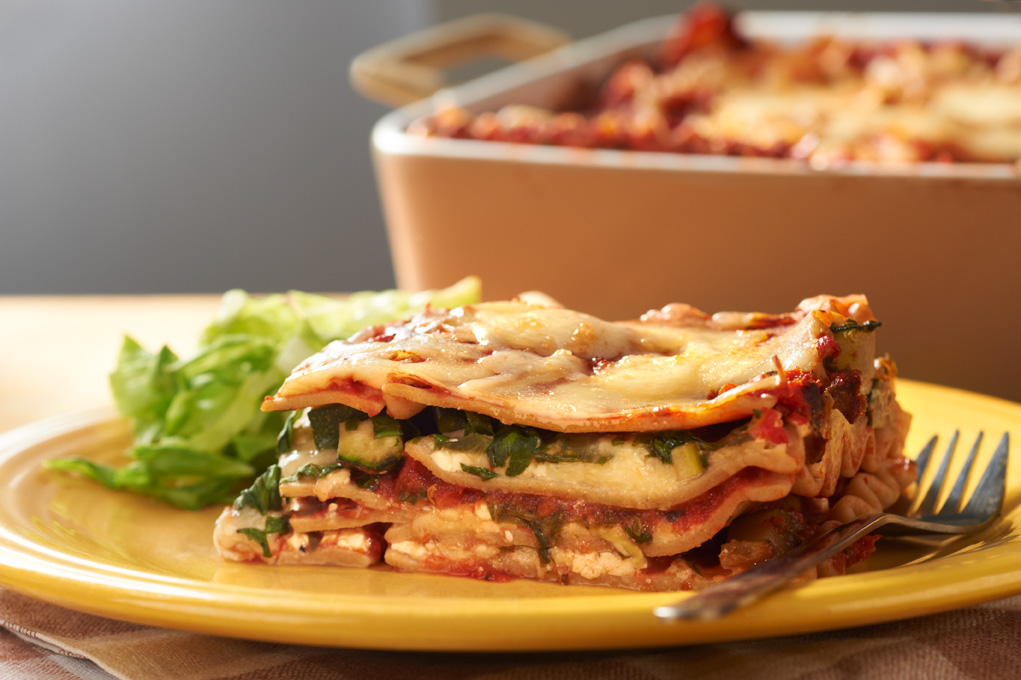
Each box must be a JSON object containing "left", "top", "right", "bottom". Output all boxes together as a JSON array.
[{"left": 353, "top": 10, "right": 1021, "bottom": 402}]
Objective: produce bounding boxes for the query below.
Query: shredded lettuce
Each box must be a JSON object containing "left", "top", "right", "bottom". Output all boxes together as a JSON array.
[{"left": 44, "top": 277, "right": 481, "bottom": 509}]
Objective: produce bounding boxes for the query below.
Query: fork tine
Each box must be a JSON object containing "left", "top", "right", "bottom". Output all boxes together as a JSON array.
[
  {"left": 907, "top": 435, "right": 937, "bottom": 515},
  {"left": 653, "top": 431, "right": 1009, "bottom": 622},
  {"left": 912, "top": 435, "right": 938, "bottom": 484},
  {"left": 939, "top": 432, "right": 983, "bottom": 515},
  {"left": 916, "top": 430, "right": 959, "bottom": 517},
  {"left": 960, "top": 432, "right": 1010, "bottom": 520}
]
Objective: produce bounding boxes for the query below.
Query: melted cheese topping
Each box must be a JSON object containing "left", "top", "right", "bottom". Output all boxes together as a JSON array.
[
  {"left": 690, "top": 81, "right": 1021, "bottom": 164},
  {"left": 263, "top": 294, "right": 875, "bottom": 433}
]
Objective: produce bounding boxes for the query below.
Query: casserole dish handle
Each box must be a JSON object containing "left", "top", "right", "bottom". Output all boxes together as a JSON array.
[{"left": 350, "top": 14, "right": 570, "bottom": 108}]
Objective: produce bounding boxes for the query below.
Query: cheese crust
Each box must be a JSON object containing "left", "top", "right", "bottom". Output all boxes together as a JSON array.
[
  {"left": 408, "top": 5, "right": 1021, "bottom": 167},
  {"left": 263, "top": 294, "right": 876, "bottom": 431}
]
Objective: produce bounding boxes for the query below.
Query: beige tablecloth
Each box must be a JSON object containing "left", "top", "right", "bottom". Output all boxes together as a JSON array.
[{"left": 1, "top": 296, "right": 1019, "bottom": 680}]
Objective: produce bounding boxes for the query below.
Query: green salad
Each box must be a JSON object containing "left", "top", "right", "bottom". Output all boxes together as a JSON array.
[{"left": 44, "top": 277, "right": 481, "bottom": 510}]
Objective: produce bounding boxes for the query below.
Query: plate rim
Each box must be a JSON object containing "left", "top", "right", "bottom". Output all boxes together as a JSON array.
[{"left": 0, "top": 379, "right": 1019, "bottom": 651}]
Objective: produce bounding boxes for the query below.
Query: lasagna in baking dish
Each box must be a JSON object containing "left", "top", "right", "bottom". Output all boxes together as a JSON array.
[
  {"left": 409, "top": 4, "right": 1021, "bottom": 166},
  {"left": 214, "top": 293, "right": 913, "bottom": 591}
]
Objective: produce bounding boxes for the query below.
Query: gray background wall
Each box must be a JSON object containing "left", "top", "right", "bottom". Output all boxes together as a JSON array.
[{"left": 1, "top": 1, "right": 1004, "bottom": 295}]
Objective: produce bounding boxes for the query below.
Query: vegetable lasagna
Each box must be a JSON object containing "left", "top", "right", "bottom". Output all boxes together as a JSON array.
[
  {"left": 409, "top": 4, "right": 1021, "bottom": 166},
  {"left": 214, "top": 293, "right": 913, "bottom": 591}
]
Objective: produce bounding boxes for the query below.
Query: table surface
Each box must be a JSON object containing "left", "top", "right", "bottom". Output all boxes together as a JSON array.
[
  {"left": 0, "top": 295, "right": 221, "bottom": 433},
  {"left": 0, "top": 295, "right": 219, "bottom": 679},
  {"left": 1, "top": 294, "right": 1020, "bottom": 680}
]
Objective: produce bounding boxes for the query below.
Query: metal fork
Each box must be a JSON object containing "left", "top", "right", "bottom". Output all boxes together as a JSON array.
[{"left": 654, "top": 431, "right": 1010, "bottom": 622}]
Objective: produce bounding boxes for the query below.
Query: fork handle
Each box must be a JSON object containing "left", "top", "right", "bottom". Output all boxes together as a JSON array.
[{"left": 654, "top": 514, "right": 890, "bottom": 621}]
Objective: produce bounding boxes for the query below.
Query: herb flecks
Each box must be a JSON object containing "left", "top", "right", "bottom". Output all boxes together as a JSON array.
[{"left": 830, "top": 320, "right": 882, "bottom": 334}]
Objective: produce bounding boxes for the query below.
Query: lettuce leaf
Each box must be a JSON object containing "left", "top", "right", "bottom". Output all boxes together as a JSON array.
[{"left": 44, "top": 277, "right": 481, "bottom": 509}]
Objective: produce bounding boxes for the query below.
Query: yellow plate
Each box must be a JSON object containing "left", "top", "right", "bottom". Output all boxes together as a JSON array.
[{"left": 0, "top": 380, "right": 1018, "bottom": 651}]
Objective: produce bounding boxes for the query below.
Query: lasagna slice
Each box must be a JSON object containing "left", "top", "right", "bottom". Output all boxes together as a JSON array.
[{"left": 214, "top": 294, "right": 913, "bottom": 591}]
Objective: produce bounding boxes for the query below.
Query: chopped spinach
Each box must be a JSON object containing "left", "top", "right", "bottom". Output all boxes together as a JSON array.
[
  {"left": 233, "top": 464, "right": 283, "bottom": 514},
  {"left": 636, "top": 431, "right": 701, "bottom": 464},
  {"left": 533, "top": 438, "right": 612, "bottom": 464},
  {"left": 533, "top": 450, "right": 611, "bottom": 464},
  {"left": 623, "top": 517, "right": 653, "bottom": 544},
  {"left": 636, "top": 424, "right": 749, "bottom": 466},
  {"left": 465, "top": 411, "right": 496, "bottom": 436},
  {"left": 433, "top": 407, "right": 467, "bottom": 434},
  {"left": 351, "top": 470, "right": 380, "bottom": 489},
  {"left": 643, "top": 434, "right": 681, "bottom": 464},
  {"left": 489, "top": 502, "right": 564, "bottom": 565},
  {"left": 237, "top": 514, "right": 290, "bottom": 558},
  {"left": 432, "top": 407, "right": 497, "bottom": 436},
  {"left": 276, "top": 411, "right": 297, "bottom": 453},
  {"left": 487, "top": 426, "right": 542, "bottom": 477},
  {"left": 460, "top": 463, "right": 498, "bottom": 481},
  {"left": 830, "top": 320, "right": 882, "bottom": 334},
  {"left": 444, "top": 432, "right": 495, "bottom": 453},
  {"left": 280, "top": 463, "right": 341, "bottom": 484},
  {"left": 398, "top": 488, "right": 428, "bottom": 505},
  {"left": 431, "top": 426, "right": 617, "bottom": 478}
]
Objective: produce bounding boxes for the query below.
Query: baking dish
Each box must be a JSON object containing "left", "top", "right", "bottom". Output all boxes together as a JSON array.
[{"left": 353, "top": 11, "right": 1021, "bottom": 401}]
